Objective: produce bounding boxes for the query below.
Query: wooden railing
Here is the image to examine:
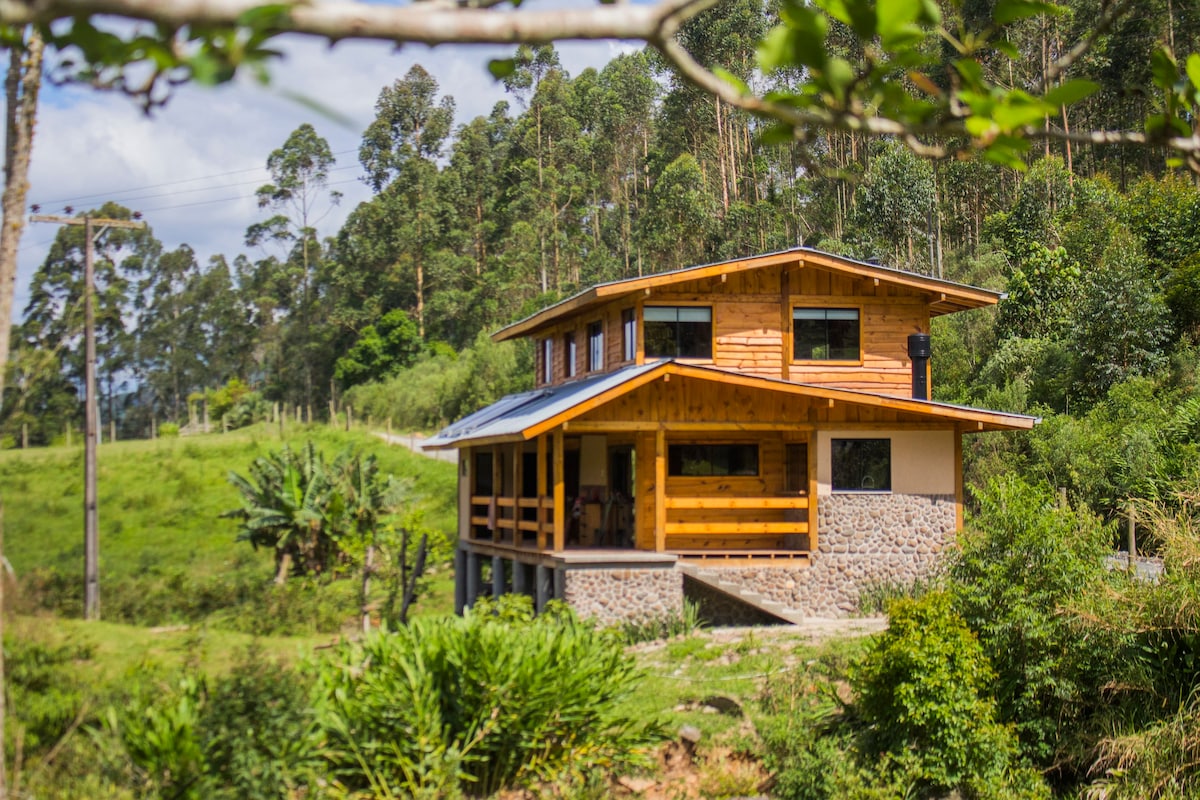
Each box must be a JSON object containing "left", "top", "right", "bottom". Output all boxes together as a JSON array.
[
  {"left": 663, "top": 495, "right": 810, "bottom": 558},
  {"left": 469, "top": 495, "right": 555, "bottom": 548}
]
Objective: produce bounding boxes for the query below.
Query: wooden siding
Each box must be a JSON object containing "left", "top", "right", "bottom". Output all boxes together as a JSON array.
[{"left": 536, "top": 298, "right": 639, "bottom": 388}]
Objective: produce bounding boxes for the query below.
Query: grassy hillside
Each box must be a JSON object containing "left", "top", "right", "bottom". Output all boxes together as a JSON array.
[{"left": 0, "top": 424, "right": 457, "bottom": 629}]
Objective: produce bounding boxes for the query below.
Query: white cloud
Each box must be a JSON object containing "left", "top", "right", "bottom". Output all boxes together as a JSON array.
[{"left": 10, "top": 21, "right": 634, "bottom": 318}]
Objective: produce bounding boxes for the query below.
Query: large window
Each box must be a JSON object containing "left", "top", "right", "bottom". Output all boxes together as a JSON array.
[
  {"left": 668, "top": 443, "right": 758, "bottom": 476},
  {"left": 587, "top": 321, "right": 604, "bottom": 371},
  {"left": 831, "top": 438, "right": 891, "bottom": 492},
  {"left": 645, "top": 306, "right": 712, "bottom": 359},
  {"left": 622, "top": 308, "right": 636, "bottom": 361},
  {"left": 794, "top": 307, "right": 860, "bottom": 361}
]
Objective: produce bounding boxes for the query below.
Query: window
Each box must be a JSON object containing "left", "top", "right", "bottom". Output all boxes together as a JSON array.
[
  {"left": 588, "top": 321, "right": 604, "bottom": 371},
  {"left": 622, "top": 308, "right": 636, "bottom": 361},
  {"left": 541, "top": 338, "right": 553, "bottom": 384},
  {"left": 644, "top": 306, "right": 712, "bottom": 359},
  {"left": 794, "top": 307, "right": 860, "bottom": 361},
  {"left": 564, "top": 333, "right": 577, "bottom": 378},
  {"left": 668, "top": 444, "right": 758, "bottom": 476},
  {"left": 831, "top": 438, "right": 891, "bottom": 492}
]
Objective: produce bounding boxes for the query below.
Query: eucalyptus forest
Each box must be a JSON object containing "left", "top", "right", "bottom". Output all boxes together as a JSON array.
[{"left": 7, "top": 0, "right": 1200, "bottom": 798}]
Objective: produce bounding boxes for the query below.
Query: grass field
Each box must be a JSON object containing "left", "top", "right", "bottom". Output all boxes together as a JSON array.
[{"left": 0, "top": 423, "right": 458, "bottom": 627}]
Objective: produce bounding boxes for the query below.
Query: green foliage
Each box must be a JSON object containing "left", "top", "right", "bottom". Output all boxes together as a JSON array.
[
  {"left": 949, "top": 477, "right": 1119, "bottom": 768},
  {"left": 612, "top": 599, "right": 705, "bottom": 645},
  {"left": 851, "top": 592, "right": 1040, "bottom": 798},
  {"left": 157, "top": 422, "right": 180, "bottom": 437},
  {"left": 205, "top": 377, "right": 266, "bottom": 429},
  {"left": 333, "top": 308, "right": 423, "bottom": 389},
  {"left": 316, "top": 605, "right": 664, "bottom": 796}
]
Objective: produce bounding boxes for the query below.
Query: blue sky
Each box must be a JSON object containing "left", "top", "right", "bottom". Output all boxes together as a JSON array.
[{"left": 12, "top": 11, "right": 638, "bottom": 318}]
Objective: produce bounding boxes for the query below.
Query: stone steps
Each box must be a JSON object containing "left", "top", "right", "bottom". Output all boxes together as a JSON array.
[{"left": 678, "top": 563, "right": 808, "bottom": 625}]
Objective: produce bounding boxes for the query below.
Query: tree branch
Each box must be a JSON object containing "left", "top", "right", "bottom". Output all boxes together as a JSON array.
[{"left": 0, "top": 0, "right": 718, "bottom": 44}]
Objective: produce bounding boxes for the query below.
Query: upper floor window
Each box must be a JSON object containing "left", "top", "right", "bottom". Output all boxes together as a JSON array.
[
  {"left": 831, "top": 438, "right": 891, "bottom": 492},
  {"left": 622, "top": 308, "right": 636, "bottom": 361},
  {"left": 645, "top": 306, "right": 712, "bottom": 359},
  {"left": 541, "top": 337, "right": 553, "bottom": 384},
  {"left": 587, "top": 321, "right": 604, "bottom": 371},
  {"left": 564, "top": 333, "right": 577, "bottom": 378},
  {"left": 794, "top": 307, "right": 860, "bottom": 361}
]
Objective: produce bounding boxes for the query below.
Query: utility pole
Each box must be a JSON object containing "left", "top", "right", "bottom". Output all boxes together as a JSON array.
[{"left": 31, "top": 213, "right": 146, "bottom": 621}]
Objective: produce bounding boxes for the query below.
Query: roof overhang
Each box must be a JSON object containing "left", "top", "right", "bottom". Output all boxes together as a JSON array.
[
  {"left": 492, "top": 247, "right": 1004, "bottom": 343},
  {"left": 422, "top": 362, "right": 1038, "bottom": 450}
]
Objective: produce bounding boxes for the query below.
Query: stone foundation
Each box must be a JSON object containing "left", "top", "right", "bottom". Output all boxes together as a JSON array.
[
  {"left": 563, "top": 566, "right": 683, "bottom": 625},
  {"left": 692, "top": 493, "right": 955, "bottom": 617},
  {"left": 683, "top": 575, "right": 786, "bottom": 627}
]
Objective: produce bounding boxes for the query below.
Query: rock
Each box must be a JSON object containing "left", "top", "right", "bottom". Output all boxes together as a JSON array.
[
  {"left": 679, "top": 724, "right": 703, "bottom": 745},
  {"left": 617, "top": 776, "right": 657, "bottom": 793}
]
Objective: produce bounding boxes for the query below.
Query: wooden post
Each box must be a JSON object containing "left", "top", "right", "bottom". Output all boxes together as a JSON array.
[
  {"left": 808, "top": 432, "right": 819, "bottom": 553},
  {"left": 150, "top": 417, "right": 156, "bottom": 440},
  {"left": 109, "top": 419, "right": 115, "bottom": 444},
  {"left": 65, "top": 424, "right": 71, "bottom": 448},
  {"left": 203, "top": 400, "right": 210, "bottom": 434},
  {"left": 21, "top": 423, "right": 27, "bottom": 449},
  {"left": 654, "top": 427, "right": 666, "bottom": 552},
  {"left": 387, "top": 417, "right": 392, "bottom": 438},
  {"left": 492, "top": 446, "right": 503, "bottom": 543},
  {"left": 222, "top": 415, "right": 229, "bottom": 434},
  {"left": 329, "top": 399, "right": 336, "bottom": 425},
  {"left": 278, "top": 403, "right": 284, "bottom": 440},
  {"left": 537, "top": 435, "right": 548, "bottom": 550},
  {"left": 306, "top": 404, "right": 312, "bottom": 424},
  {"left": 553, "top": 430, "right": 565, "bottom": 551},
  {"left": 1059, "top": 487, "right": 1068, "bottom": 509},
  {"left": 346, "top": 405, "right": 353, "bottom": 431},
  {"left": 1128, "top": 503, "right": 1137, "bottom": 571},
  {"left": 512, "top": 444, "right": 523, "bottom": 545},
  {"left": 295, "top": 404, "right": 301, "bottom": 424},
  {"left": 83, "top": 216, "right": 99, "bottom": 621}
]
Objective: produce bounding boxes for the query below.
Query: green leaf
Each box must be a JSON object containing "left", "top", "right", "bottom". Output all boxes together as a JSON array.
[
  {"left": 1150, "top": 47, "right": 1179, "bottom": 91},
  {"left": 994, "top": 0, "right": 1062, "bottom": 25},
  {"left": 1043, "top": 79, "right": 1099, "bottom": 108},
  {"left": 488, "top": 58, "right": 517, "bottom": 80},
  {"left": 818, "top": 0, "right": 877, "bottom": 39},
  {"left": 712, "top": 67, "right": 749, "bottom": 96},
  {"left": 1187, "top": 53, "right": 1200, "bottom": 92},
  {"left": 759, "top": 122, "right": 797, "bottom": 146}
]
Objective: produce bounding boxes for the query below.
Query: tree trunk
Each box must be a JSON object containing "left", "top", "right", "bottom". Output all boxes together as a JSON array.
[
  {"left": 360, "top": 540, "right": 374, "bottom": 633},
  {"left": 0, "top": 32, "right": 43, "bottom": 800},
  {"left": 274, "top": 551, "right": 292, "bottom": 585}
]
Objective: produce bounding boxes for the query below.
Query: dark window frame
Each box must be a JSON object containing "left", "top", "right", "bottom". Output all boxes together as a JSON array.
[
  {"left": 564, "top": 332, "right": 577, "bottom": 378},
  {"left": 667, "top": 443, "right": 759, "bottom": 477},
  {"left": 793, "top": 306, "right": 861, "bottom": 362},
  {"left": 830, "top": 438, "right": 891, "bottom": 492},
  {"left": 644, "top": 305, "right": 713, "bottom": 360},
  {"left": 587, "top": 320, "right": 604, "bottom": 371}
]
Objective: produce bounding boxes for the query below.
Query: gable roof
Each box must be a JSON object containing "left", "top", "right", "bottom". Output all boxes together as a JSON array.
[
  {"left": 493, "top": 247, "right": 1004, "bottom": 343},
  {"left": 422, "top": 361, "right": 1038, "bottom": 449}
]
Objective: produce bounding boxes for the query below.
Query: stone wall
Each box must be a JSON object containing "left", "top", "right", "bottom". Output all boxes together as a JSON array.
[
  {"left": 694, "top": 493, "right": 955, "bottom": 617},
  {"left": 563, "top": 566, "right": 683, "bottom": 625}
]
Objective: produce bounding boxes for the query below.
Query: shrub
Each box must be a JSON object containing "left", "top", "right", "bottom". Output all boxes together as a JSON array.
[
  {"left": 316, "top": 605, "right": 664, "bottom": 797},
  {"left": 851, "top": 592, "right": 1047, "bottom": 799},
  {"left": 613, "top": 599, "right": 705, "bottom": 644},
  {"left": 157, "top": 422, "right": 180, "bottom": 437}
]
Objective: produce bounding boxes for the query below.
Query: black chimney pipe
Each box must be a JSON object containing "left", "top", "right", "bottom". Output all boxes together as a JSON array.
[{"left": 908, "top": 333, "right": 932, "bottom": 401}]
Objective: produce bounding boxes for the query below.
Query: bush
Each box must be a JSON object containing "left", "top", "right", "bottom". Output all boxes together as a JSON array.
[
  {"left": 316, "top": 603, "right": 664, "bottom": 797},
  {"left": 851, "top": 592, "right": 1043, "bottom": 798},
  {"left": 157, "top": 422, "right": 180, "bottom": 437}
]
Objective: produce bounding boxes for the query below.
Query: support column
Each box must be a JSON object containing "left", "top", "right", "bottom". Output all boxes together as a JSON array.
[
  {"left": 454, "top": 547, "right": 467, "bottom": 615},
  {"left": 492, "top": 446, "right": 503, "bottom": 543},
  {"left": 553, "top": 567, "right": 566, "bottom": 602},
  {"left": 512, "top": 559, "right": 527, "bottom": 596},
  {"left": 654, "top": 427, "right": 666, "bottom": 552},
  {"left": 535, "top": 564, "right": 551, "bottom": 612},
  {"left": 808, "top": 432, "right": 819, "bottom": 553},
  {"left": 536, "top": 435, "right": 548, "bottom": 550},
  {"left": 512, "top": 445, "right": 523, "bottom": 546},
  {"left": 492, "top": 555, "right": 505, "bottom": 599},
  {"left": 552, "top": 429, "right": 565, "bottom": 551},
  {"left": 954, "top": 427, "right": 964, "bottom": 531},
  {"left": 466, "top": 551, "right": 482, "bottom": 607}
]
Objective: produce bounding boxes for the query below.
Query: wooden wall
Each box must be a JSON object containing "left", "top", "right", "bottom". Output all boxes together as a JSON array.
[{"left": 532, "top": 262, "right": 931, "bottom": 398}]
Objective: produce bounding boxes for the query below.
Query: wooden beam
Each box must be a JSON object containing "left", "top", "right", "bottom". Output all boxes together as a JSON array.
[
  {"left": 654, "top": 427, "right": 666, "bottom": 553},
  {"left": 512, "top": 444, "right": 523, "bottom": 545},
  {"left": 460, "top": 446, "right": 473, "bottom": 549},
  {"left": 665, "top": 521, "right": 809, "bottom": 535},
  {"left": 780, "top": 265, "right": 791, "bottom": 382},
  {"left": 553, "top": 429, "right": 565, "bottom": 552},
  {"left": 666, "top": 496, "right": 809, "bottom": 510},
  {"left": 564, "top": 420, "right": 818, "bottom": 433},
  {"left": 536, "top": 435, "right": 548, "bottom": 550},
  {"left": 492, "top": 446, "right": 503, "bottom": 543},
  {"left": 807, "top": 433, "right": 819, "bottom": 554}
]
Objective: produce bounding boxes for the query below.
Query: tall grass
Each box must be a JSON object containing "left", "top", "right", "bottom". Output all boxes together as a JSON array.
[{"left": 0, "top": 424, "right": 457, "bottom": 629}]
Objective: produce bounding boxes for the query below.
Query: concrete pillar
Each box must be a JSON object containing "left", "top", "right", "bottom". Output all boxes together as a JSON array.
[
  {"left": 553, "top": 567, "right": 566, "bottom": 602},
  {"left": 454, "top": 548, "right": 467, "bottom": 615},
  {"left": 512, "top": 560, "right": 527, "bottom": 596},
  {"left": 535, "top": 564, "right": 550, "bottom": 613},
  {"left": 492, "top": 555, "right": 506, "bottom": 599},
  {"left": 466, "top": 551, "right": 482, "bottom": 608}
]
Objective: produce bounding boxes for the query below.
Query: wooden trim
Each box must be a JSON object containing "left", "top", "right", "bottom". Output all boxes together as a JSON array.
[
  {"left": 790, "top": 301, "right": 864, "bottom": 366},
  {"left": 512, "top": 444, "right": 523, "bottom": 543},
  {"left": 807, "top": 433, "right": 819, "bottom": 554},
  {"left": 954, "top": 428, "right": 964, "bottom": 531},
  {"left": 564, "top": 420, "right": 819, "bottom": 433},
  {"left": 536, "top": 435, "right": 548, "bottom": 550},
  {"left": 666, "top": 496, "right": 808, "bottom": 510},
  {"left": 666, "top": 521, "right": 809, "bottom": 535},
  {"left": 553, "top": 430, "right": 565, "bottom": 552},
  {"left": 521, "top": 365, "right": 666, "bottom": 440},
  {"left": 780, "top": 266, "right": 791, "bottom": 382},
  {"left": 654, "top": 427, "right": 666, "bottom": 552}
]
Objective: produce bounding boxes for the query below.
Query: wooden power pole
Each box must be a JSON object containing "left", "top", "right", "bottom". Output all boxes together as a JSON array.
[{"left": 31, "top": 213, "right": 146, "bottom": 621}]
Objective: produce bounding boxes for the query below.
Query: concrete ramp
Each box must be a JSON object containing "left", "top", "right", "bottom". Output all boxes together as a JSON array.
[{"left": 677, "top": 562, "right": 807, "bottom": 626}]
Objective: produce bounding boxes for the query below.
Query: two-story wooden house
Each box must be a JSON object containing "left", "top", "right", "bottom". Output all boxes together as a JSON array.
[{"left": 424, "top": 248, "right": 1036, "bottom": 623}]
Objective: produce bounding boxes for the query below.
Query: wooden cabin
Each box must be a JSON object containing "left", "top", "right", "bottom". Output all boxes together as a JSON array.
[{"left": 424, "top": 248, "right": 1036, "bottom": 623}]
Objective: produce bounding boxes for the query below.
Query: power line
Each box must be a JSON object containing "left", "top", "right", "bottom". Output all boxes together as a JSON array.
[
  {"left": 30, "top": 148, "right": 360, "bottom": 209},
  {"left": 135, "top": 177, "right": 361, "bottom": 213}
]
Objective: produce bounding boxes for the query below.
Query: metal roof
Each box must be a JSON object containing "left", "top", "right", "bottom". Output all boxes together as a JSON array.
[{"left": 422, "top": 361, "right": 1038, "bottom": 450}]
